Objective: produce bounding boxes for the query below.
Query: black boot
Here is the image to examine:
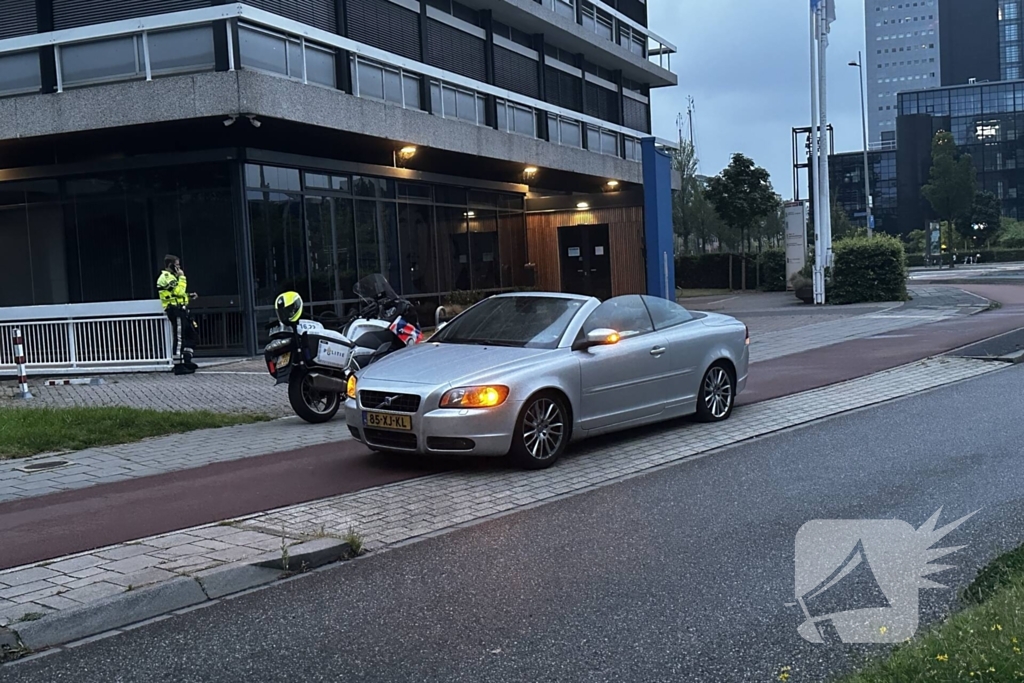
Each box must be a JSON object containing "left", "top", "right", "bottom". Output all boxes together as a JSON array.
[{"left": 173, "top": 364, "right": 189, "bottom": 375}]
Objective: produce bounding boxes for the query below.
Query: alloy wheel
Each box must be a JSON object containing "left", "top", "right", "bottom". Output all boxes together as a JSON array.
[
  {"left": 522, "top": 398, "right": 566, "bottom": 461},
  {"left": 703, "top": 367, "right": 733, "bottom": 419}
]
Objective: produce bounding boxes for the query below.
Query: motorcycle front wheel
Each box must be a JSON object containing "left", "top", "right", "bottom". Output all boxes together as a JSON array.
[{"left": 288, "top": 369, "right": 341, "bottom": 424}]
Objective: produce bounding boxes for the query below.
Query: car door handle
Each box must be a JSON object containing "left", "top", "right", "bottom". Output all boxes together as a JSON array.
[{"left": 650, "top": 347, "right": 666, "bottom": 357}]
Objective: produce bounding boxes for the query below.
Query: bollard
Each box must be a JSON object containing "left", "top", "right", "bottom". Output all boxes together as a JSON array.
[{"left": 12, "top": 327, "right": 33, "bottom": 400}]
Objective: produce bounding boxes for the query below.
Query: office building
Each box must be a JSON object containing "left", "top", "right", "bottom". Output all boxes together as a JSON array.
[
  {"left": 866, "top": 0, "right": 998, "bottom": 144},
  {"left": 897, "top": 79, "right": 1024, "bottom": 234},
  {"left": 828, "top": 150, "right": 898, "bottom": 235},
  {"left": 0, "top": 0, "right": 678, "bottom": 356}
]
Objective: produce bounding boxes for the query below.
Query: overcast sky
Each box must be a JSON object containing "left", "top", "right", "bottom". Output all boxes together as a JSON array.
[{"left": 649, "top": 0, "right": 868, "bottom": 200}]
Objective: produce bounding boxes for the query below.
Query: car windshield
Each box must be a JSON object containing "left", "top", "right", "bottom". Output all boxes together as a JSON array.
[{"left": 433, "top": 296, "right": 584, "bottom": 349}]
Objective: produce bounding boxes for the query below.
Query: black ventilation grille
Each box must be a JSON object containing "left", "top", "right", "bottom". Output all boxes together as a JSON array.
[
  {"left": 53, "top": 0, "right": 212, "bottom": 30},
  {"left": 425, "top": 19, "right": 486, "bottom": 82},
  {"left": 347, "top": 0, "right": 421, "bottom": 61},
  {"left": 624, "top": 97, "right": 650, "bottom": 133},
  {"left": 1, "top": 0, "right": 36, "bottom": 39},
  {"left": 494, "top": 46, "right": 539, "bottom": 99}
]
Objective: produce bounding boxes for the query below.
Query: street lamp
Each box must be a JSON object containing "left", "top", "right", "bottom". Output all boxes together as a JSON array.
[{"left": 849, "top": 52, "right": 874, "bottom": 238}]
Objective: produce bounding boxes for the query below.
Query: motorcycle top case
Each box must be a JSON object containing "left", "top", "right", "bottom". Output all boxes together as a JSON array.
[{"left": 302, "top": 329, "right": 354, "bottom": 370}]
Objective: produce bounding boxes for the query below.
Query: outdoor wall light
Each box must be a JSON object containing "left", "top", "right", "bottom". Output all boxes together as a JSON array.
[
  {"left": 576, "top": 202, "right": 590, "bottom": 210},
  {"left": 523, "top": 166, "right": 539, "bottom": 181},
  {"left": 606, "top": 180, "right": 619, "bottom": 188},
  {"left": 394, "top": 145, "right": 418, "bottom": 167}
]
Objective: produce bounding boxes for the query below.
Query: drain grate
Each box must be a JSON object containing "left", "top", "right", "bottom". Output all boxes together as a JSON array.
[{"left": 15, "top": 459, "right": 72, "bottom": 474}]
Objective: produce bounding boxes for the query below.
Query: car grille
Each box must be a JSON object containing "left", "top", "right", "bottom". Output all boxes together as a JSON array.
[
  {"left": 364, "top": 429, "right": 418, "bottom": 451},
  {"left": 360, "top": 391, "right": 421, "bottom": 413}
]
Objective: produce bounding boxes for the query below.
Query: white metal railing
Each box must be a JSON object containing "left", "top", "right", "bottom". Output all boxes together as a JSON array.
[
  {"left": 869, "top": 140, "right": 898, "bottom": 151},
  {"left": 536, "top": 0, "right": 676, "bottom": 72},
  {"left": 0, "top": 301, "right": 172, "bottom": 376},
  {"left": 0, "top": 3, "right": 663, "bottom": 157}
]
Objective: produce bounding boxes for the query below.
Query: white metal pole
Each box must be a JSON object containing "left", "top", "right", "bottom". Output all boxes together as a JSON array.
[
  {"left": 858, "top": 51, "right": 873, "bottom": 238},
  {"left": 819, "top": 9, "right": 833, "bottom": 282},
  {"left": 13, "top": 327, "right": 33, "bottom": 400},
  {"left": 810, "top": 5, "right": 823, "bottom": 305}
]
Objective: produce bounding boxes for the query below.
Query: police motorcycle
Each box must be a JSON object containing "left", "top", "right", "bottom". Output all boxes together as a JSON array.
[{"left": 264, "top": 274, "right": 422, "bottom": 424}]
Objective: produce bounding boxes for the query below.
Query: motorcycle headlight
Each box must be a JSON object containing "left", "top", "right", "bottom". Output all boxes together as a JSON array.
[
  {"left": 440, "top": 386, "right": 509, "bottom": 409},
  {"left": 346, "top": 375, "right": 358, "bottom": 400}
]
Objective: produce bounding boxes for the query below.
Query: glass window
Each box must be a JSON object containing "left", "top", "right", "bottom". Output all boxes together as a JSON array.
[
  {"left": 403, "top": 73, "right": 421, "bottom": 109},
  {"left": 305, "top": 44, "right": 336, "bottom": 87},
  {"left": 433, "top": 296, "right": 585, "bottom": 349},
  {"left": 642, "top": 296, "right": 693, "bottom": 330},
  {"left": 398, "top": 202, "right": 437, "bottom": 295},
  {"left": 356, "top": 59, "right": 385, "bottom": 99},
  {"left": 248, "top": 190, "right": 305, "bottom": 306},
  {"left": 0, "top": 50, "right": 41, "bottom": 95},
  {"left": 61, "top": 36, "right": 139, "bottom": 86},
  {"left": 384, "top": 68, "right": 403, "bottom": 104},
  {"left": 468, "top": 210, "right": 499, "bottom": 290},
  {"left": 238, "top": 25, "right": 287, "bottom": 76},
  {"left": 560, "top": 118, "right": 582, "bottom": 148},
  {"left": 513, "top": 104, "right": 536, "bottom": 137},
  {"left": 287, "top": 41, "right": 303, "bottom": 80},
  {"left": 354, "top": 200, "right": 381, "bottom": 279},
  {"left": 436, "top": 205, "right": 471, "bottom": 291},
  {"left": 147, "top": 26, "right": 215, "bottom": 73},
  {"left": 583, "top": 295, "right": 654, "bottom": 338},
  {"left": 304, "top": 195, "right": 356, "bottom": 306},
  {"left": 248, "top": 165, "right": 301, "bottom": 192}
]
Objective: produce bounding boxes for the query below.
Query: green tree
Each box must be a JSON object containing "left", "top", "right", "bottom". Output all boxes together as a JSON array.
[
  {"left": 672, "top": 140, "right": 700, "bottom": 254},
  {"left": 831, "top": 201, "right": 856, "bottom": 240},
  {"left": 706, "top": 154, "right": 778, "bottom": 289},
  {"left": 904, "top": 229, "right": 926, "bottom": 254},
  {"left": 922, "top": 130, "right": 977, "bottom": 267},
  {"left": 956, "top": 190, "right": 1002, "bottom": 248},
  {"left": 998, "top": 217, "right": 1024, "bottom": 248}
]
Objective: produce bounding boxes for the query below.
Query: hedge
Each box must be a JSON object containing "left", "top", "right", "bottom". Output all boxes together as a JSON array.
[
  {"left": 905, "top": 248, "right": 1024, "bottom": 267},
  {"left": 675, "top": 249, "right": 786, "bottom": 292},
  {"left": 830, "top": 235, "right": 908, "bottom": 305}
]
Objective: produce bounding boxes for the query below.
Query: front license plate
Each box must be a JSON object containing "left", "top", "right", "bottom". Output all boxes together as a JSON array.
[{"left": 362, "top": 411, "right": 412, "bottom": 431}]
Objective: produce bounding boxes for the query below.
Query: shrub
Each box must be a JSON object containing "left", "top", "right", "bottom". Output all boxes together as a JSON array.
[
  {"left": 830, "top": 235, "right": 908, "bottom": 304},
  {"left": 756, "top": 249, "right": 786, "bottom": 292}
]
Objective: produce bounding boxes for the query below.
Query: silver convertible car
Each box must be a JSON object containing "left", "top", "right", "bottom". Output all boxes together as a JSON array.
[{"left": 345, "top": 292, "right": 749, "bottom": 469}]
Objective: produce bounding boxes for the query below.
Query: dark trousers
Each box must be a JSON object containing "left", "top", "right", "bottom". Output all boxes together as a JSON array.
[{"left": 166, "top": 306, "right": 198, "bottom": 367}]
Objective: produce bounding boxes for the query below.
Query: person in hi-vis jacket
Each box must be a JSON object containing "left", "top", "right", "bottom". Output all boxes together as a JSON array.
[{"left": 156, "top": 254, "right": 199, "bottom": 375}]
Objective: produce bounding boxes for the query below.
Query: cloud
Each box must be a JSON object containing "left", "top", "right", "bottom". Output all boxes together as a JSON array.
[{"left": 650, "top": 0, "right": 867, "bottom": 198}]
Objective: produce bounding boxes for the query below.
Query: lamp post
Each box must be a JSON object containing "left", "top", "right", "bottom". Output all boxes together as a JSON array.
[{"left": 849, "top": 52, "right": 874, "bottom": 238}]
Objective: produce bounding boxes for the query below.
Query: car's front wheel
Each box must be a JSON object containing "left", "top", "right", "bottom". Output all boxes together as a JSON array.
[
  {"left": 510, "top": 393, "right": 569, "bottom": 470},
  {"left": 695, "top": 362, "right": 735, "bottom": 423}
]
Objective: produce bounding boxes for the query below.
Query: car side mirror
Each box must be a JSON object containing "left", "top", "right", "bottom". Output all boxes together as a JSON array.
[{"left": 573, "top": 328, "right": 621, "bottom": 352}]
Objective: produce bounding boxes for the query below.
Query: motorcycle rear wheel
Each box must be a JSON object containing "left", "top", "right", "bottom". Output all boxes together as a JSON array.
[{"left": 288, "top": 369, "right": 341, "bottom": 424}]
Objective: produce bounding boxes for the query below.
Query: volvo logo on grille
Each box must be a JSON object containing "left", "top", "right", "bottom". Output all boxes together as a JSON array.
[{"left": 376, "top": 395, "right": 397, "bottom": 409}]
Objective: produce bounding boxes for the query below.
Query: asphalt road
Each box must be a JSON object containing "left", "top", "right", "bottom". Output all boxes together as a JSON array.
[
  {"left": 6, "top": 364, "right": 1023, "bottom": 682},
  {"left": 2, "top": 285, "right": 1023, "bottom": 569}
]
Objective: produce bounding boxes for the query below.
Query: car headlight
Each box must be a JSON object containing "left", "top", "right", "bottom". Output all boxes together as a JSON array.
[
  {"left": 346, "top": 375, "right": 357, "bottom": 400},
  {"left": 440, "top": 386, "right": 509, "bottom": 408}
]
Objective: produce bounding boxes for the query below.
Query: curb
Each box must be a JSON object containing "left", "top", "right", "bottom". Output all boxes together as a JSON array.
[
  {"left": 999, "top": 349, "right": 1024, "bottom": 364},
  {"left": 2, "top": 539, "right": 353, "bottom": 659}
]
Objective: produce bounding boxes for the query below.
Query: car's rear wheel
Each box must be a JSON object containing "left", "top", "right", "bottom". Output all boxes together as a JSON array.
[
  {"left": 695, "top": 362, "right": 735, "bottom": 423},
  {"left": 510, "top": 393, "right": 569, "bottom": 470}
]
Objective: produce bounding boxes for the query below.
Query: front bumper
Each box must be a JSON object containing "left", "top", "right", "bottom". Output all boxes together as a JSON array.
[{"left": 345, "top": 391, "right": 522, "bottom": 457}]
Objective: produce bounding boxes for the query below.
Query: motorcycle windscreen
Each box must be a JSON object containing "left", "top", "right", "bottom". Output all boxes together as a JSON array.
[{"left": 353, "top": 274, "right": 399, "bottom": 303}]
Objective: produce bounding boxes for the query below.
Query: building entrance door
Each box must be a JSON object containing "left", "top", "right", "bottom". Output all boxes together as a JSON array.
[{"left": 558, "top": 224, "right": 612, "bottom": 300}]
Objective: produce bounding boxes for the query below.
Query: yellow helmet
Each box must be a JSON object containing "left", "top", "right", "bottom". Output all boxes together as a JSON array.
[{"left": 275, "top": 291, "right": 303, "bottom": 324}]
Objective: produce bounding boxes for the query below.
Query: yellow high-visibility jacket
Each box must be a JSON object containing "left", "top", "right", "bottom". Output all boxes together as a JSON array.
[{"left": 156, "top": 269, "right": 189, "bottom": 309}]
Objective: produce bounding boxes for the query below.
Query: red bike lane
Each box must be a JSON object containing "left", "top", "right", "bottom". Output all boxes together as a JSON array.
[{"left": 1, "top": 285, "right": 1021, "bottom": 570}]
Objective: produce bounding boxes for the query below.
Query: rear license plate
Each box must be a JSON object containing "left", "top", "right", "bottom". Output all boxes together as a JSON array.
[
  {"left": 363, "top": 411, "right": 412, "bottom": 431},
  {"left": 275, "top": 352, "right": 291, "bottom": 368}
]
